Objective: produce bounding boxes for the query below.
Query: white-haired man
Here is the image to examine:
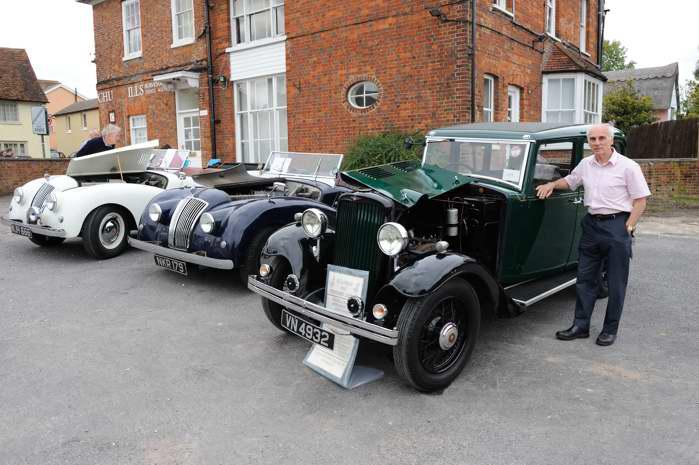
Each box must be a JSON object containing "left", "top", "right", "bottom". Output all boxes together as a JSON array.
[
  {"left": 74, "top": 124, "right": 122, "bottom": 157},
  {"left": 536, "top": 124, "right": 650, "bottom": 346}
]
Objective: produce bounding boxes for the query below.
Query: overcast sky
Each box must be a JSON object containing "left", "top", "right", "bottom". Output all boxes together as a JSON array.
[{"left": 0, "top": 0, "right": 697, "bottom": 100}]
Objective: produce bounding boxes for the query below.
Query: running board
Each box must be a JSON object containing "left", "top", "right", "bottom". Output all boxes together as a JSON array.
[{"left": 505, "top": 270, "right": 577, "bottom": 307}]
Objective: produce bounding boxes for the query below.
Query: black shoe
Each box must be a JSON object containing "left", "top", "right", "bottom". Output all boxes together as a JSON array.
[
  {"left": 596, "top": 332, "right": 616, "bottom": 346},
  {"left": 556, "top": 325, "right": 590, "bottom": 341}
]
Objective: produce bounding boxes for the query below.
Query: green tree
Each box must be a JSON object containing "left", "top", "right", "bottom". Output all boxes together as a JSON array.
[
  {"left": 342, "top": 132, "right": 424, "bottom": 170},
  {"left": 602, "top": 40, "right": 636, "bottom": 72},
  {"left": 682, "top": 80, "right": 699, "bottom": 118},
  {"left": 603, "top": 81, "right": 655, "bottom": 134}
]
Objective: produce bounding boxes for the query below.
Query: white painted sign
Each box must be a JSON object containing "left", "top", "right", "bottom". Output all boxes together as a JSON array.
[{"left": 31, "top": 107, "right": 48, "bottom": 135}]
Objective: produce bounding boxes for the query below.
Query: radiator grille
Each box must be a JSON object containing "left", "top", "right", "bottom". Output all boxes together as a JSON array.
[
  {"left": 27, "top": 183, "right": 55, "bottom": 223},
  {"left": 333, "top": 197, "right": 387, "bottom": 288},
  {"left": 168, "top": 197, "right": 208, "bottom": 250}
]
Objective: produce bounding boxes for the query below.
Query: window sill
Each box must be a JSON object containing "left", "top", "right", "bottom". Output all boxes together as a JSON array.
[
  {"left": 123, "top": 53, "right": 142, "bottom": 62},
  {"left": 546, "top": 33, "right": 561, "bottom": 42},
  {"left": 0, "top": 121, "right": 21, "bottom": 125},
  {"left": 491, "top": 5, "right": 514, "bottom": 18},
  {"left": 171, "top": 39, "right": 196, "bottom": 49},
  {"left": 226, "top": 35, "right": 287, "bottom": 54}
]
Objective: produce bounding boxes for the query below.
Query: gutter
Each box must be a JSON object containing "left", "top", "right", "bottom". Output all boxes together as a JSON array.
[
  {"left": 204, "top": 0, "right": 218, "bottom": 159},
  {"left": 597, "top": 0, "right": 606, "bottom": 67}
]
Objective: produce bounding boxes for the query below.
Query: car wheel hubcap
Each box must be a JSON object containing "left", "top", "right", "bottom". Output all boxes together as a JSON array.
[
  {"left": 439, "top": 322, "right": 459, "bottom": 350},
  {"left": 99, "top": 213, "right": 124, "bottom": 249}
]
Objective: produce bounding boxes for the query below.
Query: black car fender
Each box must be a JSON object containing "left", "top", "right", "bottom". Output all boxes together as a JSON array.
[
  {"left": 388, "top": 253, "right": 500, "bottom": 315},
  {"left": 261, "top": 222, "right": 336, "bottom": 282}
]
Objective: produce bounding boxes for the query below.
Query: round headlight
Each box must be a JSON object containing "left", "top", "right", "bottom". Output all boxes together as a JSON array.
[
  {"left": 200, "top": 212, "right": 215, "bottom": 234},
  {"left": 13, "top": 187, "right": 24, "bottom": 205},
  {"left": 301, "top": 208, "right": 327, "bottom": 238},
  {"left": 148, "top": 203, "right": 162, "bottom": 222},
  {"left": 377, "top": 222, "right": 409, "bottom": 256},
  {"left": 44, "top": 192, "right": 58, "bottom": 212}
]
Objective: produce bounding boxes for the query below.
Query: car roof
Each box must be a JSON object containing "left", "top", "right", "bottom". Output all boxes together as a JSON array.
[{"left": 427, "top": 122, "right": 624, "bottom": 141}]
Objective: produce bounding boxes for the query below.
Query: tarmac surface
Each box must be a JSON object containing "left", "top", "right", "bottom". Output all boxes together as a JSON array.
[{"left": 1, "top": 196, "right": 698, "bottom": 465}]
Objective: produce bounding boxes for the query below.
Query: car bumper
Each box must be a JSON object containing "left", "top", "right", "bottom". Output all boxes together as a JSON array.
[
  {"left": 247, "top": 276, "right": 399, "bottom": 346},
  {"left": 127, "top": 236, "right": 235, "bottom": 270},
  {"left": 1, "top": 216, "right": 67, "bottom": 238}
]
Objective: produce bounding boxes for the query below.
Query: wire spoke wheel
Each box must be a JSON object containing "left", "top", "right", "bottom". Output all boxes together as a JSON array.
[{"left": 394, "top": 279, "right": 481, "bottom": 392}]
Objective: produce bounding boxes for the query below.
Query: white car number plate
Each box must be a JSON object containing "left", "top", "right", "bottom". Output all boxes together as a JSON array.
[
  {"left": 10, "top": 224, "right": 32, "bottom": 237},
  {"left": 154, "top": 255, "right": 188, "bottom": 276}
]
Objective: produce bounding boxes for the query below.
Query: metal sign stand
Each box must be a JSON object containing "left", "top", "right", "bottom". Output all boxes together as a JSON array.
[
  {"left": 304, "top": 330, "right": 383, "bottom": 389},
  {"left": 302, "top": 265, "right": 383, "bottom": 389}
]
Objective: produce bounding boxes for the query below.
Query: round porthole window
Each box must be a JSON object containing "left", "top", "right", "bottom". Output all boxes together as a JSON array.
[{"left": 347, "top": 81, "right": 380, "bottom": 109}]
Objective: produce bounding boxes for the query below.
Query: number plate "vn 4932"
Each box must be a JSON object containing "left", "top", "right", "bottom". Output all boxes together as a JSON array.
[{"left": 281, "top": 310, "right": 335, "bottom": 350}]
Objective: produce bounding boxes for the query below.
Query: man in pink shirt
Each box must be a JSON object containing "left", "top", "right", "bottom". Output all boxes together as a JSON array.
[{"left": 536, "top": 124, "right": 651, "bottom": 346}]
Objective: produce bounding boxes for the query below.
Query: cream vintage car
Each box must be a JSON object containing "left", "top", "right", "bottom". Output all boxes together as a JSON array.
[{"left": 1, "top": 141, "right": 198, "bottom": 259}]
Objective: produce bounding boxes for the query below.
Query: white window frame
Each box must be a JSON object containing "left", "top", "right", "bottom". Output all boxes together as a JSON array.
[
  {"left": 1, "top": 141, "right": 27, "bottom": 156},
  {"left": 65, "top": 115, "right": 72, "bottom": 133},
  {"left": 542, "top": 73, "right": 603, "bottom": 124},
  {"left": 583, "top": 78, "right": 601, "bottom": 124},
  {"left": 483, "top": 75, "right": 495, "bottom": 122},
  {"left": 234, "top": 74, "right": 287, "bottom": 163},
  {"left": 492, "top": 0, "right": 513, "bottom": 16},
  {"left": 171, "top": 0, "right": 195, "bottom": 47},
  {"left": 0, "top": 101, "right": 19, "bottom": 123},
  {"left": 129, "top": 115, "right": 148, "bottom": 144},
  {"left": 122, "top": 0, "right": 142, "bottom": 61},
  {"left": 507, "top": 86, "right": 521, "bottom": 122},
  {"left": 347, "top": 81, "right": 380, "bottom": 109},
  {"left": 230, "top": 0, "right": 285, "bottom": 47},
  {"left": 545, "top": 0, "right": 556, "bottom": 37},
  {"left": 81, "top": 112, "right": 88, "bottom": 130},
  {"left": 579, "top": 0, "right": 587, "bottom": 53}
]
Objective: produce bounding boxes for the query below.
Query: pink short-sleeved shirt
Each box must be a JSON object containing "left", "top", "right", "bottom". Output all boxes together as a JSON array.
[{"left": 564, "top": 149, "right": 651, "bottom": 215}]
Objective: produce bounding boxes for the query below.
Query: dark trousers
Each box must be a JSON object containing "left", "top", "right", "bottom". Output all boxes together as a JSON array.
[{"left": 574, "top": 213, "right": 632, "bottom": 335}]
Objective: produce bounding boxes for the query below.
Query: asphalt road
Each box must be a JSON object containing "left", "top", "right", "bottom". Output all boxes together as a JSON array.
[{"left": 1, "top": 205, "right": 697, "bottom": 465}]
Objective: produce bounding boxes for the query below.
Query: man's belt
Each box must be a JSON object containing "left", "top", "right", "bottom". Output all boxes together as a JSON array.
[{"left": 589, "top": 212, "right": 630, "bottom": 221}]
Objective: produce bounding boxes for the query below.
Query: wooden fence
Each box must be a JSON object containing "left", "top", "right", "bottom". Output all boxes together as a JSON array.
[{"left": 627, "top": 118, "right": 699, "bottom": 159}]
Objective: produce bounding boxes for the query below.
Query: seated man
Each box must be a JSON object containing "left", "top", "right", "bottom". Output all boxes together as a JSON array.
[{"left": 74, "top": 124, "right": 122, "bottom": 157}]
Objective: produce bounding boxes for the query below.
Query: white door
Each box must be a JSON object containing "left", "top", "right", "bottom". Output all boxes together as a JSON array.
[{"left": 176, "top": 89, "right": 201, "bottom": 151}]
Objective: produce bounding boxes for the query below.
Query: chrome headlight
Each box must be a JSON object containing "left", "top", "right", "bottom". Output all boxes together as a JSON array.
[
  {"left": 377, "top": 222, "right": 409, "bottom": 256},
  {"left": 148, "top": 203, "right": 162, "bottom": 222},
  {"left": 301, "top": 208, "right": 327, "bottom": 238},
  {"left": 44, "top": 192, "right": 58, "bottom": 212},
  {"left": 13, "top": 187, "right": 24, "bottom": 205},
  {"left": 200, "top": 212, "right": 215, "bottom": 234}
]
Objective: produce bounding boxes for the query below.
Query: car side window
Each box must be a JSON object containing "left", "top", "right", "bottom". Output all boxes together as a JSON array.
[{"left": 533, "top": 141, "right": 575, "bottom": 186}]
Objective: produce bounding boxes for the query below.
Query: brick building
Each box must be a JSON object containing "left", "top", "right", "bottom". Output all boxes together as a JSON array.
[{"left": 78, "top": 0, "right": 607, "bottom": 164}]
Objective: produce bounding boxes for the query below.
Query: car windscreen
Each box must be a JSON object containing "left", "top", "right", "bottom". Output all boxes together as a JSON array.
[
  {"left": 261, "top": 151, "right": 343, "bottom": 179},
  {"left": 423, "top": 139, "right": 529, "bottom": 188},
  {"left": 66, "top": 143, "right": 188, "bottom": 177}
]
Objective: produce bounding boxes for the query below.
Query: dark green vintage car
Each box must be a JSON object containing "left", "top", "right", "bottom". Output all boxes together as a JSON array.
[{"left": 248, "top": 122, "right": 625, "bottom": 392}]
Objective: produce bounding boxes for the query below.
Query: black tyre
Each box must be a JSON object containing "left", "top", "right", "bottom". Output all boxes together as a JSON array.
[
  {"left": 393, "top": 279, "right": 481, "bottom": 392},
  {"left": 82, "top": 206, "right": 131, "bottom": 259},
  {"left": 29, "top": 234, "right": 65, "bottom": 247},
  {"left": 238, "top": 227, "right": 277, "bottom": 284},
  {"left": 261, "top": 256, "right": 291, "bottom": 331}
]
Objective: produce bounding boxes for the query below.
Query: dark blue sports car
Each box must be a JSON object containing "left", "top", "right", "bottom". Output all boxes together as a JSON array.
[{"left": 128, "top": 152, "right": 346, "bottom": 282}]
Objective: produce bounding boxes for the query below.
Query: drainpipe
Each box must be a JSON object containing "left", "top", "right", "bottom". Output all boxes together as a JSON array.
[
  {"left": 204, "top": 0, "right": 218, "bottom": 159},
  {"left": 470, "top": 0, "right": 477, "bottom": 122},
  {"left": 597, "top": 0, "right": 605, "bottom": 67}
]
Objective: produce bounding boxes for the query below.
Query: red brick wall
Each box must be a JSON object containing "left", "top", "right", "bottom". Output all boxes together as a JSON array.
[
  {"left": 91, "top": 0, "right": 235, "bottom": 163},
  {"left": 286, "top": 1, "right": 471, "bottom": 154},
  {"left": 639, "top": 159, "right": 699, "bottom": 205},
  {"left": 93, "top": 0, "right": 208, "bottom": 84},
  {"left": 0, "top": 160, "right": 70, "bottom": 195}
]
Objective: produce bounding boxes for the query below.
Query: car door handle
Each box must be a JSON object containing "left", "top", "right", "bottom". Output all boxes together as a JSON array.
[{"left": 569, "top": 198, "right": 583, "bottom": 205}]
